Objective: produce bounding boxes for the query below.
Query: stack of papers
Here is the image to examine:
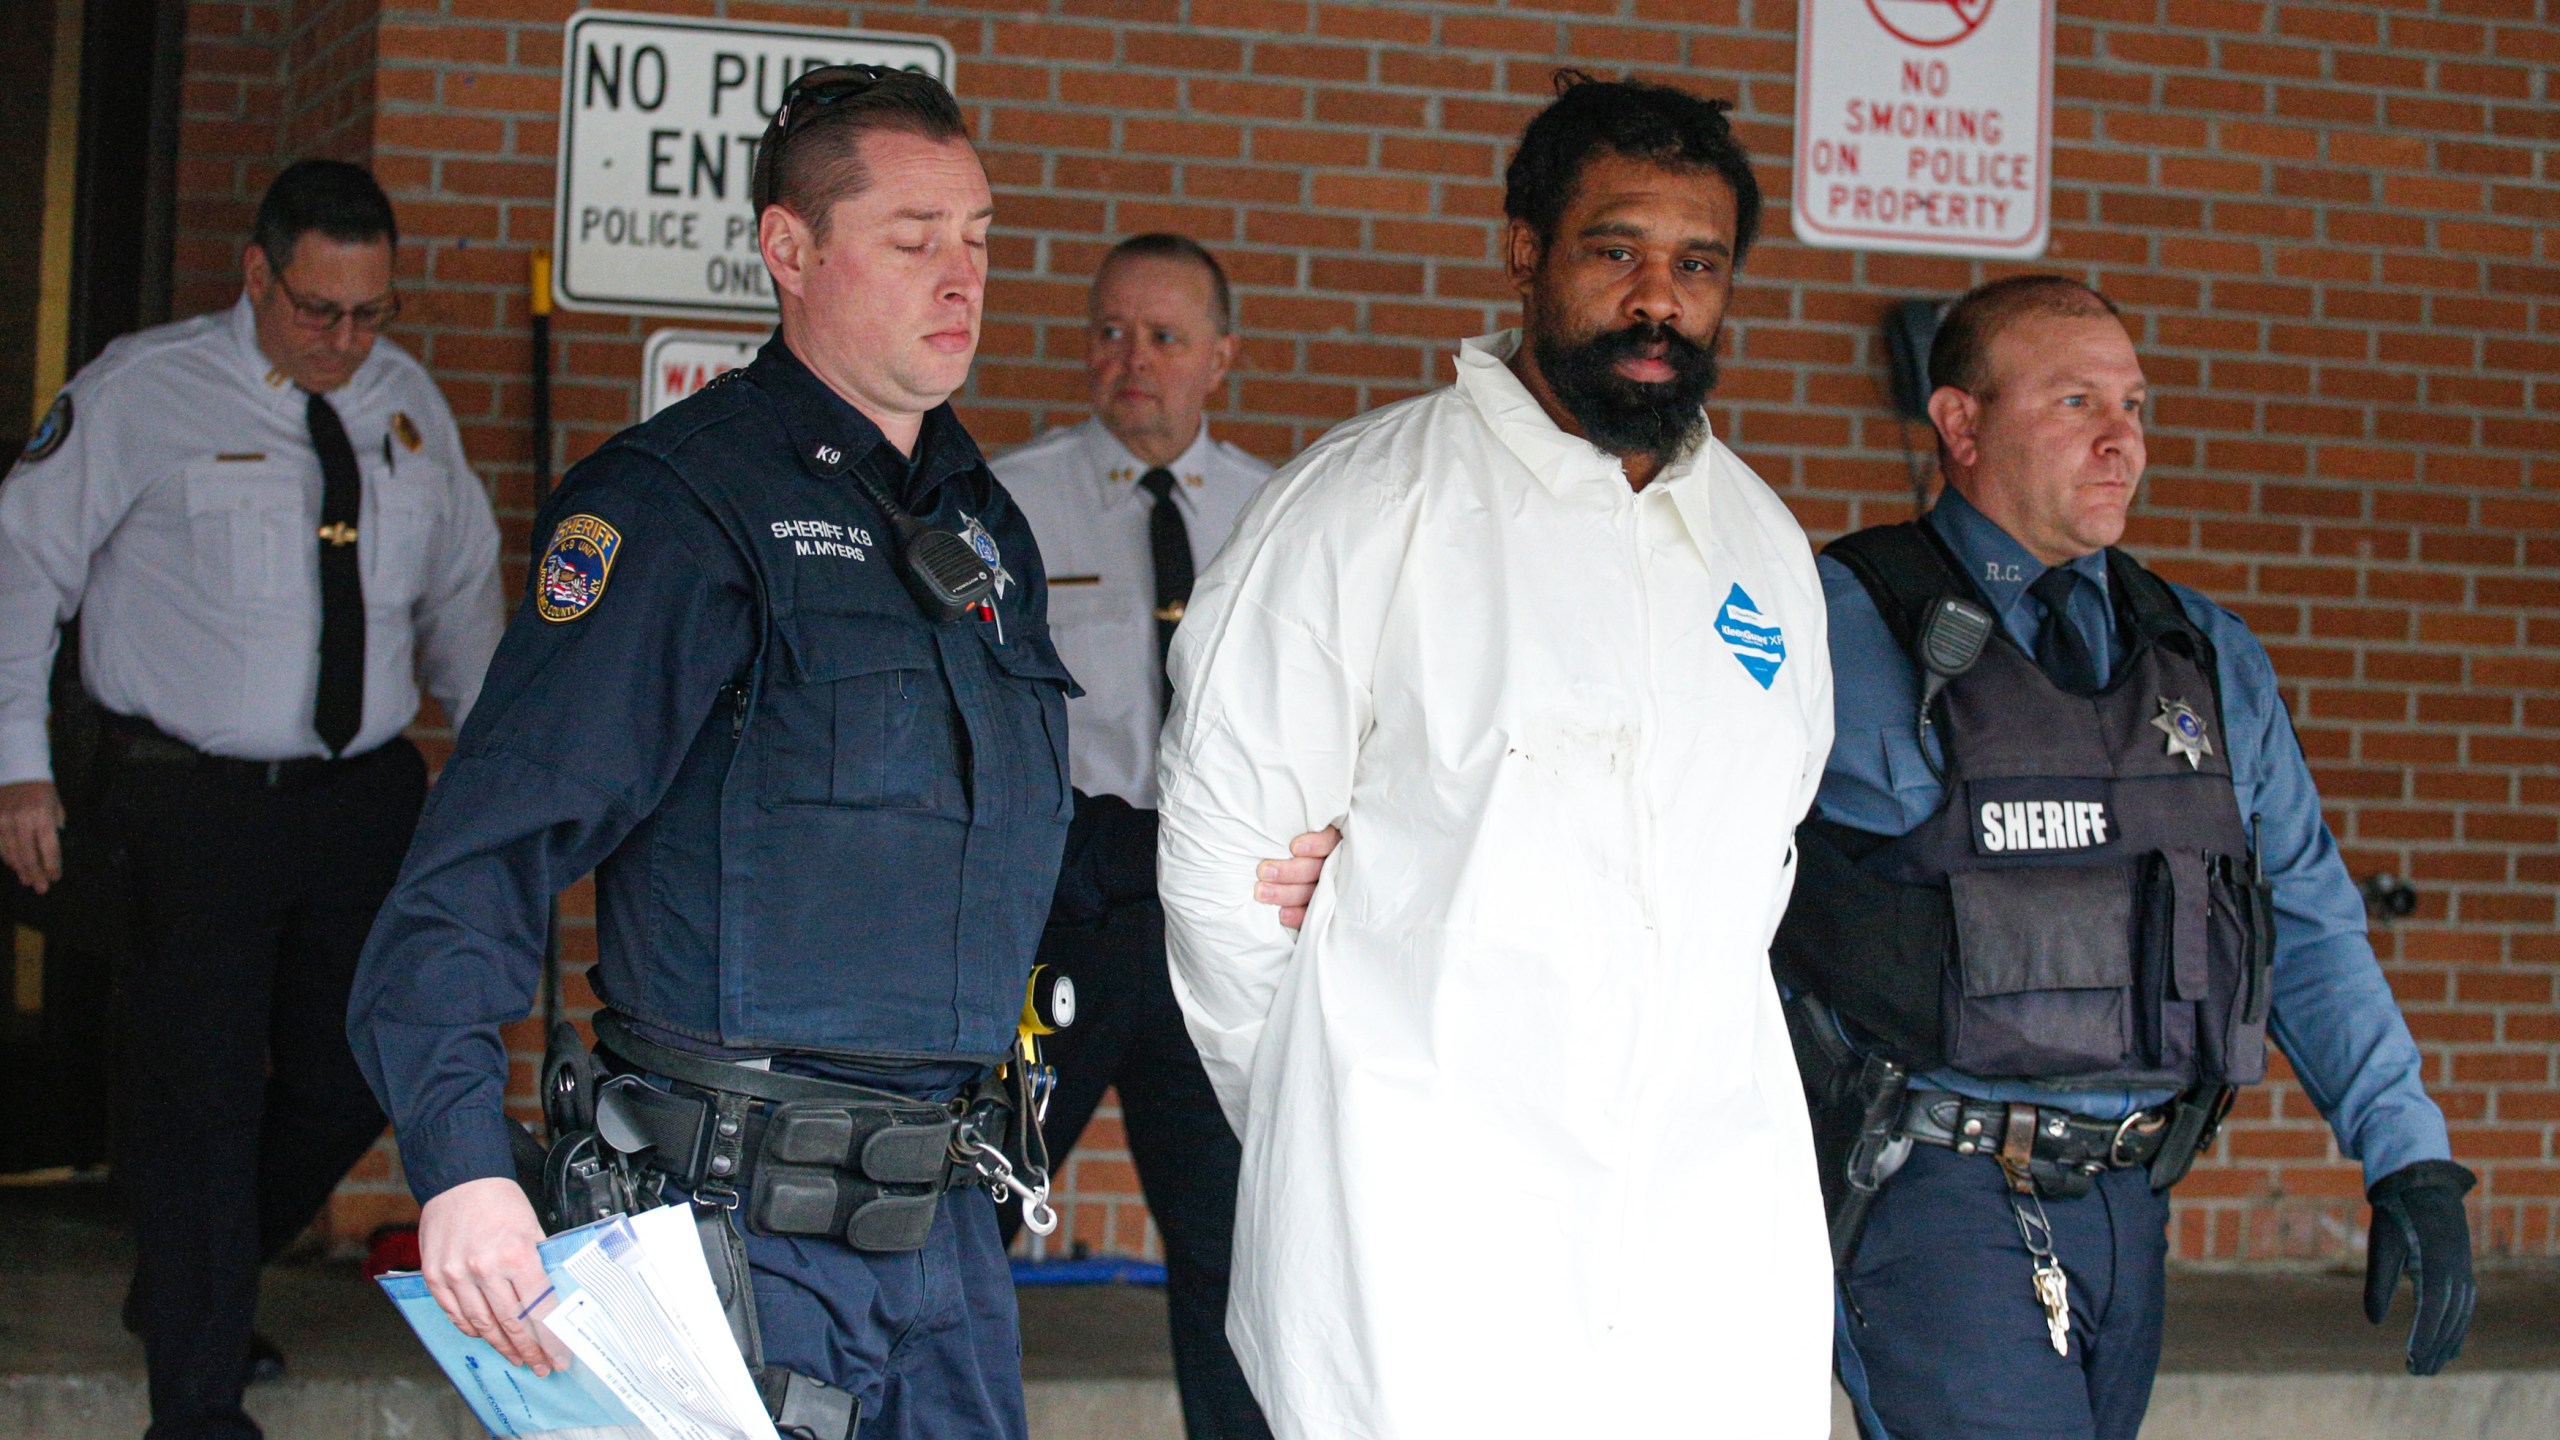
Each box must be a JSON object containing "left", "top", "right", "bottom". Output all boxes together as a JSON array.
[{"left": 379, "top": 1203, "right": 781, "bottom": 1440}]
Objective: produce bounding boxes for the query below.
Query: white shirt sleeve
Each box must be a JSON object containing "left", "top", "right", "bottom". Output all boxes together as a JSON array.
[
  {"left": 408, "top": 400, "right": 503, "bottom": 730},
  {"left": 0, "top": 385, "right": 141, "bottom": 784},
  {"left": 1765, "top": 529, "right": 1837, "bottom": 948},
  {"left": 1154, "top": 450, "right": 1403, "bottom": 1131}
]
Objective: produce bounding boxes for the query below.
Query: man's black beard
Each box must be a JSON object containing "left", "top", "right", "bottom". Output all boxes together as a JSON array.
[{"left": 1530, "top": 312, "right": 1720, "bottom": 464}]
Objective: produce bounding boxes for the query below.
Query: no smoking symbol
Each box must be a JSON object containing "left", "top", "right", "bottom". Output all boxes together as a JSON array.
[{"left": 1864, "top": 0, "right": 1993, "bottom": 46}]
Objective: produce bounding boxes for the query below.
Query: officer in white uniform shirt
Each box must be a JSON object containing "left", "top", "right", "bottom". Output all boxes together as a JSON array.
[
  {"left": 0, "top": 160, "right": 501, "bottom": 1440},
  {"left": 993, "top": 234, "right": 1275, "bottom": 1440}
]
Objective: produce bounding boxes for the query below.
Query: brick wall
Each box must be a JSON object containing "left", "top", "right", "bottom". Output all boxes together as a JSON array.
[{"left": 171, "top": 0, "right": 2555, "bottom": 1263}]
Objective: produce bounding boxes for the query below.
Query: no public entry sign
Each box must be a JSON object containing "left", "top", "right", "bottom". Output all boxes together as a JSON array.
[{"left": 1791, "top": 0, "right": 2053, "bottom": 257}]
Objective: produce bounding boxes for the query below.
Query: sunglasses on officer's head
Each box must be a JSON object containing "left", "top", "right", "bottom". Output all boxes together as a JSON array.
[{"left": 750, "top": 64, "right": 907, "bottom": 212}]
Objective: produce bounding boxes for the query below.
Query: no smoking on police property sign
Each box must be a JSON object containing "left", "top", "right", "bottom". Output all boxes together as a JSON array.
[
  {"left": 551, "top": 10, "right": 952, "bottom": 317},
  {"left": 1791, "top": 0, "right": 2053, "bottom": 257}
]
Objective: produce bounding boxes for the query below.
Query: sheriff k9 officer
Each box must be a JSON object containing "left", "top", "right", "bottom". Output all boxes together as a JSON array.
[
  {"left": 0, "top": 159, "right": 502, "bottom": 1440},
  {"left": 348, "top": 69, "right": 1075, "bottom": 1440},
  {"left": 992, "top": 232, "right": 1273, "bottom": 1440}
]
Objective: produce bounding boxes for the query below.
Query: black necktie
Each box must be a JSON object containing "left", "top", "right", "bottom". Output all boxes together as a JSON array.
[
  {"left": 1138, "top": 468, "right": 1193, "bottom": 716},
  {"left": 2027, "top": 566, "right": 2100, "bottom": 696},
  {"left": 307, "top": 392, "right": 366, "bottom": 755}
]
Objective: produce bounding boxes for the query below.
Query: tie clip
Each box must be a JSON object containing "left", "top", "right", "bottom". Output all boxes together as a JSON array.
[
  {"left": 1153, "top": 600, "right": 1186, "bottom": 623},
  {"left": 317, "top": 522, "right": 360, "bottom": 546}
]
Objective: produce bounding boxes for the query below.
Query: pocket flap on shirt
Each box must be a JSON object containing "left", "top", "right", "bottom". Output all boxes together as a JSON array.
[
  {"left": 183, "top": 461, "right": 295, "bottom": 513},
  {"left": 983, "top": 621, "right": 1081, "bottom": 694},
  {"left": 1950, "top": 865, "right": 2136, "bottom": 997},
  {"left": 776, "top": 609, "right": 937, "bottom": 684}
]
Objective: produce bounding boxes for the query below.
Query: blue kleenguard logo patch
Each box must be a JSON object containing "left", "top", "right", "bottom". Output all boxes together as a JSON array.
[{"left": 1716, "top": 583, "right": 1786, "bottom": 689}]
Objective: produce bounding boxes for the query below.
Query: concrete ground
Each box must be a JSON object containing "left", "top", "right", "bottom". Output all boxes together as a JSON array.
[{"left": 5, "top": 1179, "right": 2556, "bottom": 1439}]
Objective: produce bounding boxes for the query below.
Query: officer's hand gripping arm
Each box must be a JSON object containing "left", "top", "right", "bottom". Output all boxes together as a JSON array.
[
  {"left": 1252, "top": 825, "right": 1341, "bottom": 931},
  {"left": 2363, "top": 1159, "right": 2478, "bottom": 1376}
]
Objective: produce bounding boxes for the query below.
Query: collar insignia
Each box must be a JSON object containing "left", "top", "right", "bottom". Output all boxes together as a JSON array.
[
  {"left": 2151, "top": 697, "right": 2214, "bottom": 769},
  {"left": 958, "top": 511, "right": 1014, "bottom": 600}
]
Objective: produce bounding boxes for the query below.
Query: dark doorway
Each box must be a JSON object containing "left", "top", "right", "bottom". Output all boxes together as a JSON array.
[{"left": 0, "top": 0, "right": 187, "bottom": 1178}]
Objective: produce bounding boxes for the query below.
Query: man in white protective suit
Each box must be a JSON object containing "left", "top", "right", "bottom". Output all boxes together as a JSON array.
[{"left": 1154, "top": 73, "right": 1836, "bottom": 1439}]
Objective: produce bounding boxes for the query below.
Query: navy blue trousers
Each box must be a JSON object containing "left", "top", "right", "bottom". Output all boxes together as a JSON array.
[
  {"left": 1838, "top": 1145, "right": 2169, "bottom": 1440},
  {"left": 742, "top": 1184, "right": 1027, "bottom": 1440}
]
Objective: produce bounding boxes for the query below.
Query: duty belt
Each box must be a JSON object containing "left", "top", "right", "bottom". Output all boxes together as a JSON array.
[
  {"left": 591, "top": 1013, "right": 1011, "bottom": 1253},
  {"left": 1898, "top": 1090, "right": 2173, "bottom": 1200}
]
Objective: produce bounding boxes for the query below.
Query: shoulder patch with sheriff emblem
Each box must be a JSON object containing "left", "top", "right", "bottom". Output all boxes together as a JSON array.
[
  {"left": 22, "top": 393, "right": 71, "bottom": 462},
  {"left": 538, "top": 514, "right": 622, "bottom": 622},
  {"left": 390, "top": 411, "right": 422, "bottom": 451}
]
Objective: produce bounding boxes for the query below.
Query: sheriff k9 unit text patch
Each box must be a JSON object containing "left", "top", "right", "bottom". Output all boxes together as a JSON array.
[{"left": 538, "top": 514, "right": 621, "bottom": 621}]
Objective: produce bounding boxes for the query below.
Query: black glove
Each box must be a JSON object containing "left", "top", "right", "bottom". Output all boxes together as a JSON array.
[{"left": 2363, "top": 1159, "right": 2477, "bottom": 1376}]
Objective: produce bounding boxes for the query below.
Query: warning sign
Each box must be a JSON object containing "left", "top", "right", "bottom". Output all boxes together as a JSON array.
[
  {"left": 1790, "top": 0, "right": 2053, "bottom": 257},
  {"left": 552, "top": 10, "right": 952, "bottom": 317},
  {"left": 643, "top": 328, "right": 764, "bottom": 417}
]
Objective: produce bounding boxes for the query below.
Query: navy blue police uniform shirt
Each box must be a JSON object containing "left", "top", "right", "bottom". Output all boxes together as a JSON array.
[
  {"left": 349, "top": 335, "right": 1078, "bottom": 1203},
  {"left": 1814, "top": 485, "right": 2451, "bottom": 1187}
]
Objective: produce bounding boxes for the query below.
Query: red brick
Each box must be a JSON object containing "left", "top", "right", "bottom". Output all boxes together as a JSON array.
[
  {"left": 1249, "top": 40, "right": 1369, "bottom": 82},
  {"left": 176, "top": 0, "right": 2560, "bottom": 1268}
]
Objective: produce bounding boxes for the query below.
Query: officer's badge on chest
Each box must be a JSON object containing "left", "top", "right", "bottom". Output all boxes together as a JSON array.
[
  {"left": 538, "top": 514, "right": 622, "bottom": 622},
  {"left": 957, "top": 511, "right": 1014, "bottom": 600}
]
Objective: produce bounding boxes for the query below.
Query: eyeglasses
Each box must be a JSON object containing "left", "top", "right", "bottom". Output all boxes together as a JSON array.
[
  {"left": 268, "top": 266, "right": 402, "bottom": 334},
  {"left": 751, "top": 64, "right": 905, "bottom": 210}
]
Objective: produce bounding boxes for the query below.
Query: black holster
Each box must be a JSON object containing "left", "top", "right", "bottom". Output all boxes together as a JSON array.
[
  {"left": 1786, "top": 991, "right": 1911, "bottom": 1270},
  {"left": 2146, "top": 1084, "right": 2234, "bottom": 1192},
  {"left": 523, "top": 1017, "right": 879, "bottom": 1440},
  {"left": 1829, "top": 1054, "right": 1912, "bottom": 1268}
]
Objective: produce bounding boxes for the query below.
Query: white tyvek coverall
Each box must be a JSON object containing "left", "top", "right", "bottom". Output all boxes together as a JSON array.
[{"left": 1157, "top": 332, "right": 1837, "bottom": 1438}]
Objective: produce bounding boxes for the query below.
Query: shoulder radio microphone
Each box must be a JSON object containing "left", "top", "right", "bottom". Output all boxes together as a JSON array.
[
  {"left": 844, "top": 467, "right": 996, "bottom": 624},
  {"left": 1915, "top": 595, "right": 1995, "bottom": 779}
]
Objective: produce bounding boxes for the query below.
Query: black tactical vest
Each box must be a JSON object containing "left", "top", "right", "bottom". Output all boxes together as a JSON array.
[
  {"left": 1774, "top": 522, "right": 2275, "bottom": 1091},
  {"left": 574, "top": 358, "right": 1074, "bottom": 1062}
]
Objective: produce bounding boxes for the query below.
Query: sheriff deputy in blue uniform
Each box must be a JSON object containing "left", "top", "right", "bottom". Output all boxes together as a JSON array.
[
  {"left": 349, "top": 69, "right": 1075, "bottom": 1440},
  {"left": 1781, "top": 276, "right": 2476, "bottom": 1439}
]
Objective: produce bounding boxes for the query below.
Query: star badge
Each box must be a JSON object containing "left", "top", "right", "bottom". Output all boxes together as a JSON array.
[
  {"left": 957, "top": 511, "right": 1015, "bottom": 600},
  {"left": 2151, "top": 697, "right": 2214, "bottom": 770}
]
